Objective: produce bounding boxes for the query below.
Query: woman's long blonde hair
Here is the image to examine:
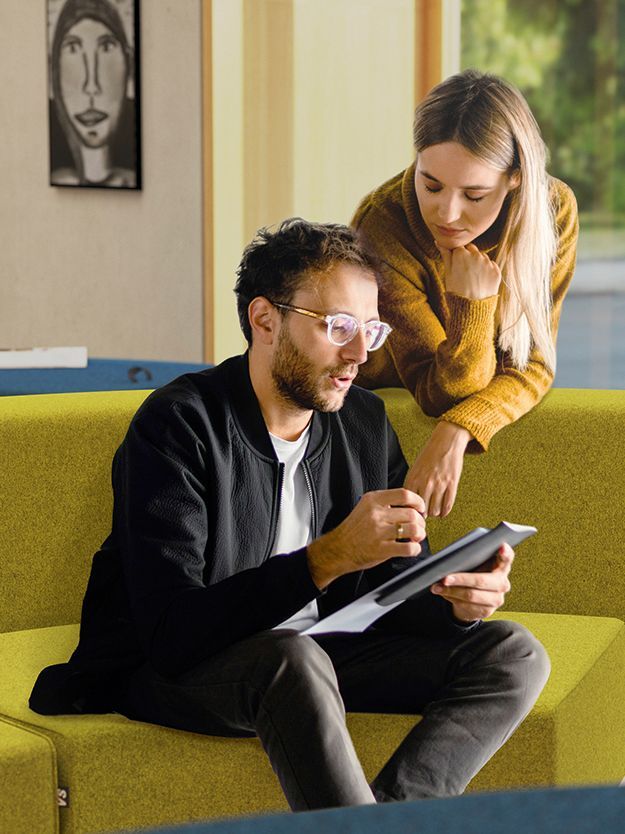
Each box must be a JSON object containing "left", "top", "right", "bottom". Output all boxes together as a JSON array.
[{"left": 413, "top": 70, "right": 558, "bottom": 372}]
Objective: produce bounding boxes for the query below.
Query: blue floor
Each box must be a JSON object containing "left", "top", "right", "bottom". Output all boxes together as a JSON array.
[{"left": 554, "top": 293, "right": 625, "bottom": 389}]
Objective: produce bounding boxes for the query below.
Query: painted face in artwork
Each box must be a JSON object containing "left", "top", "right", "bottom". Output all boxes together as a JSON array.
[{"left": 59, "top": 17, "right": 128, "bottom": 149}]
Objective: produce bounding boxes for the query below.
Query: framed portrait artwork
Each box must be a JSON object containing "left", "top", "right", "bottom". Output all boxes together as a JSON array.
[{"left": 47, "top": 0, "right": 142, "bottom": 189}]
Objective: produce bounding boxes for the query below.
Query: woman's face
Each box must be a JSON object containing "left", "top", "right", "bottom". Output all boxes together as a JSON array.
[
  {"left": 414, "top": 141, "right": 519, "bottom": 248},
  {"left": 59, "top": 17, "right": 128, "bottom": 149}
]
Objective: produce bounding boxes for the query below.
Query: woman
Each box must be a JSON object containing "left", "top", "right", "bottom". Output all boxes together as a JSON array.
[
  {"left": 352, "top": 69, "right": 578, "bottom": 517},
  {"left": 49, "top": 0, "right": 137, "bottom": 187}
]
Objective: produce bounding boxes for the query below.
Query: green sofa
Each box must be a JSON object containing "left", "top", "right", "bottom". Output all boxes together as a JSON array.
[{"left": 1, "top": 387, "right": 624, "bottom": 834}]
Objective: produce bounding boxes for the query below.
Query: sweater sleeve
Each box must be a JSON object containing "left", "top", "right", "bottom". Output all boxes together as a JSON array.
[
  {"left": 440, "top": 181, "right": 579, "bottom": 450},
  {"left": 115, "top": 397, "right": 320, "bottom": 676},
  {"left": 354, "top": 176, "right": 579, "bottom": 452},
  {"left": 354, "top": 206, "right": 499, "bottom": 412},
  {"left": 382, "top": 265, "right": 499, "bottom": 413}
]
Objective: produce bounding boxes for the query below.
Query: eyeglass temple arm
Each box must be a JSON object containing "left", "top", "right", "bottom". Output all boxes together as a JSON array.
[{"left": 274, "top": 303, "right": 328, "bottom": 324}]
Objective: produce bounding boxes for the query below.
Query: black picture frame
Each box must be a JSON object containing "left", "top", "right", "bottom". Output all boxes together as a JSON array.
[{"left": 47, "top": 0, "right": 142, "bottom": 190}]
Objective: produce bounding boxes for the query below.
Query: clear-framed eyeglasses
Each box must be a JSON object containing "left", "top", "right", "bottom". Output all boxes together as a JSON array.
[{"left": 270, "top": 301, "right": 392, "bottom": 352}]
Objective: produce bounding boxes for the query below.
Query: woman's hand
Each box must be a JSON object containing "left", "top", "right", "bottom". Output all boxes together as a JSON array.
[
  {"left": 437, "top": 242, "right": 501, "bottom": 300},
  {"left": 404, "top": 422, "right": 473, "bottom": 517}
]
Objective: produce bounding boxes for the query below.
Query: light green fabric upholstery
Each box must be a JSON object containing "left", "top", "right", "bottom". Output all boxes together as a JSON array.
[
  {"left": 474, "top": 612, "right": 625, "bottom": 789},
  {"left": 0, "top": 391, "right": 149, "bottom": 633},
  {"left": 1, "top": 387, "right": 625, "bottom": 833},
  {"left": 1, "top": 612, "right": 623, "bottom": 833},
  {"left": 0, "top": 718, "right": 58, "bottom": 834},
  {"left": 0, "top": 626, "right": 286, "bottom": 834},
  {"left": 378, "top": 388, "right": 625, "bottom": 620}
]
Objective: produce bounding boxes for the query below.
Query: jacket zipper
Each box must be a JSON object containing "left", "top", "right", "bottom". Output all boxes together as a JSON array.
[
  {"left": 301, "top": 460, "right": 318, "bottom": 538},
  {"left": 263, "top": 461, "right": 284, "bottom": 561}
]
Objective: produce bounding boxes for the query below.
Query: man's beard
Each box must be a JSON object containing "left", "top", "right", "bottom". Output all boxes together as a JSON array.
[{"left": 271, "top": 327, "right": 353, "bottom": 413}]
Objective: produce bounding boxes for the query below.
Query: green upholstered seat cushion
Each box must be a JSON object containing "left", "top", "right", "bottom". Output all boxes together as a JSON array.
[
  {"left": 0, "top": 718, "right": 58, "bottom": 834},
  {"left": 0, "top": 390, "right": 149, "bottom": 634},
  {"left": 0, "top": 624, "right": 287, "bottom": 834},
  {"left": 378, "top": 387, "right": 625, "bottom": 621},
  {"left": 2, "top": 613, "right": 624, "bottom": 832},
  {"left": 473, "top": 612, "right": 625, "bottom": 790}
]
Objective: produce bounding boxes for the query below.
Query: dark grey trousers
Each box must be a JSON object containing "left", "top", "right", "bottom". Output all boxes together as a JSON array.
[{"left": 118, "top": 620, "right": 550, "bottom": 811}]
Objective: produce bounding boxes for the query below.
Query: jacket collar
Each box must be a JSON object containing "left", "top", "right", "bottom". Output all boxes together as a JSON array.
[{"left": 226, "top": 353, "right": 330, "bottom": 462}]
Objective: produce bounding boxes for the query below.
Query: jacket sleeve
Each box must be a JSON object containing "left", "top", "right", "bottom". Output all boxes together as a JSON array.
[
  {"left": 115, "top": 397, "right": 320, "bottom": 676},
  {"left": 386, "top": 412, "right": 409, "bottom": 489}
]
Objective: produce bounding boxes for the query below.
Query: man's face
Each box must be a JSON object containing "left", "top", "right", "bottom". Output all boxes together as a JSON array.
[{"left": 271, "top": 263, "right": 379, "bottom": 414}]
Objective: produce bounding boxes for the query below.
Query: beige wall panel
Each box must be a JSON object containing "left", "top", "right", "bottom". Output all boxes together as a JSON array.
[
  {"left": 212, "top": 0, "right": 247, "bottom": 362},
  {"left": 209, "top": 0, "right": 415, "bottom": 361},
  {"left": 0, "top": 1, "right": 203, "bottom": 362},
  {"left": 243, "top": 0, "right": 294, "bottom": 237},
  {"left": 292, "top": 0, "right": 415, "bottom": 224}
]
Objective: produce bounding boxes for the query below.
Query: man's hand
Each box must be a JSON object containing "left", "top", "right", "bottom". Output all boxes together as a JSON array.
[
  {"left": 431, "top": 543, "right": 514, "bottom": 623},
  {"left": 307, "top": 488, "right": 426, "bottom": 590},
  {"left": 437, "top": 242, "right": 501, "bottom": 300},
  {"left": 404, "top": 422, "right": 472, "bottom": 517}
]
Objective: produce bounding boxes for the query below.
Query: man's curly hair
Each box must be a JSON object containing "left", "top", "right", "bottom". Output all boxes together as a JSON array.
[{"left": 234, "top": 218, "right": 380, "bottom": 344}]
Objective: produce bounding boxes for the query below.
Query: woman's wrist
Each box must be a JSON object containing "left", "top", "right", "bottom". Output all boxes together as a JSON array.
[{"left": 432, "top": 420, "right": 473, "bottom": 451}]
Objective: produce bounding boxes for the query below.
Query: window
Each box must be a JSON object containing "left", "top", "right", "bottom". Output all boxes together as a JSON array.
[{"left": 460, "top": 0, "right": 625, "bottom": 388}]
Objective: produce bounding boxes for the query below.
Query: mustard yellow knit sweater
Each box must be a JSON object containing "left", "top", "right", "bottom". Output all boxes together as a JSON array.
[{"left": 352, "top": 163, "right": 579, "bottom": 451}]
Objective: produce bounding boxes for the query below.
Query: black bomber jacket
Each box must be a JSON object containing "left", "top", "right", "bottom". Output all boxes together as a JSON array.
[{"left": 30, "top": 353, "right": 468, "bottom": 715}]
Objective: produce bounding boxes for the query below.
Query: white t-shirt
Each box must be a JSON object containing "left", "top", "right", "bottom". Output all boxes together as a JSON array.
[{"left": 269, "top": 425, "right": 320, "bottom": 632}]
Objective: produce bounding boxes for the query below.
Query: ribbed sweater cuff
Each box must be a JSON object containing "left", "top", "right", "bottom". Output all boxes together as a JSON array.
[
  {"left": 445, "top": 292, "right": 498, "bottom": 347},
  {"left": 441, "top": 394, "right": 508, "bottom": 451}
]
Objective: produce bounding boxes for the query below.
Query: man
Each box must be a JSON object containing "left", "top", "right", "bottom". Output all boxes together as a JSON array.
[{"left": 31, "top": 219, "right": 549, "bottom": 810}]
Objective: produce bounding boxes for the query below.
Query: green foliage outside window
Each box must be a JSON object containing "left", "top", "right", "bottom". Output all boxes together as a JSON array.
[{"left": 461, "top": 0, "right": 625, "bottom": 258}]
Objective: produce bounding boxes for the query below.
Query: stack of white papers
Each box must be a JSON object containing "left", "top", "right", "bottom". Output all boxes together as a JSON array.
[{"left": 304, "top": 522, "right": 536, "bottom": 635}]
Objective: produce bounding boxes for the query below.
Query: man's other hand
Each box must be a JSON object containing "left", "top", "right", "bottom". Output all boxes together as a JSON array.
[{"left": 431, "top": 543, "right": 514, "bottom": 623}]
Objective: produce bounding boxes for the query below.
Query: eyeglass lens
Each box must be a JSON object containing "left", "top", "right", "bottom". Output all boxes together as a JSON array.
[{"left": 329, "top": 315, "right": 388, "bottom": 351}]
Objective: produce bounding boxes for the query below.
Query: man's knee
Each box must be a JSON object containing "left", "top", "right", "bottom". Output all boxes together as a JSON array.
[
  {"left": 251, "top": 629, "right": 340, "bottom": 700},
  {"left": 465, "top": 619, "right": 551, "bottom": 704}
]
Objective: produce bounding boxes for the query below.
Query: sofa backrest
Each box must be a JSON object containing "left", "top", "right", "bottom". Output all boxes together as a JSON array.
[
  {"left": 378, "top": 387, "right": 625, "bottom": 620},
  {"left": 1, "top": 386, "right": 624, "bottom": 633},
  {"left": 0, "top": 390, "right": 149, "bottom": 633}
]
